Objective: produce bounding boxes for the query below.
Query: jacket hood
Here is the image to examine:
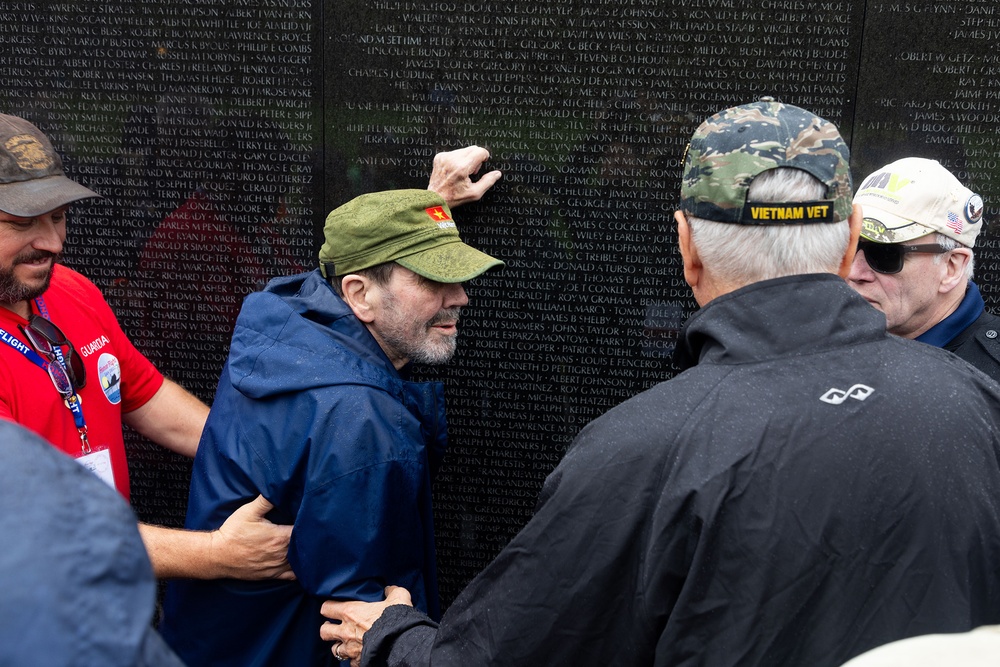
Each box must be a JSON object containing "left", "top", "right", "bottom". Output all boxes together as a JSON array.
[{"left": 227, "top": 269, "right": 401, "bottom": 399}]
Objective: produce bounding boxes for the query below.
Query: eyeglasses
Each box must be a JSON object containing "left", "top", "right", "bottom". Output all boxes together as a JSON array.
[
  {"left": 20, "top": 314, "right": 86, "bottom": 392},
  {"left": 857, "top": 240, "right": 951, "bottom": 275}
]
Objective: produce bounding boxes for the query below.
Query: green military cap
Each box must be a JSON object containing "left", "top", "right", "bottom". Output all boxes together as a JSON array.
[
  {"left": 319, "top": 189, "right": 504, "bottom": 282},
  {"left": 680, "top": 98, "right": 853, "bottom": 225}
]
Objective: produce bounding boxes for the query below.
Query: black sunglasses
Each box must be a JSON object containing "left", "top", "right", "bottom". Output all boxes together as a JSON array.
[
  {"left": 857, "top": 240, "right": 951, "bottom": 275},
  {"left": 20, "top": 314, "right": 87, "bottom": 391}
]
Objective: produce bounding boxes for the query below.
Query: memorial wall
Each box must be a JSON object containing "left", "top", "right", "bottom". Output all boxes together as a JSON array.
[{"left": 3, "top": 0, "right": 999, "bottom": 605}]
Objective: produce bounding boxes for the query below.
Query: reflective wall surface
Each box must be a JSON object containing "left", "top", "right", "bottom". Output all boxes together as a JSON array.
[{"left": 4, "top": 0, "right": 999, "bottom": 603}]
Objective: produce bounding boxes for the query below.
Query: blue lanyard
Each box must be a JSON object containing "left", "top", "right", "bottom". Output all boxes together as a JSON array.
[
  {"left": 33, "top": 297, "right": 75, "bottom": 379},
  {"left": 0, "top": 299, "right": 91, "bottom": 453},
  {"left": 0, "top": 326, "right": 49, "bottom": 367}
]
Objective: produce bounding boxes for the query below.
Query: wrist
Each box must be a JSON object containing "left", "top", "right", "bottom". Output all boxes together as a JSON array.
[{"left": 206, "top": 529, "right": 233, "bottom": 579}]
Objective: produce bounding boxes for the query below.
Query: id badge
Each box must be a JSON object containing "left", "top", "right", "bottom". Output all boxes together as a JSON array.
[{"left": 76, "top": 446, "right": 116, "bottom": 490}]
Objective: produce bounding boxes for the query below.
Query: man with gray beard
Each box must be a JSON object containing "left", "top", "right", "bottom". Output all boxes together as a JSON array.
[{"left": 161, "top": 148, "right": 505, "bottom": 667}]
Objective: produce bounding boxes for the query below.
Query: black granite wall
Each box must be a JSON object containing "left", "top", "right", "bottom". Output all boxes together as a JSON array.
[{"left": 3, "top": 0, "right": 999, "bottom": 604}]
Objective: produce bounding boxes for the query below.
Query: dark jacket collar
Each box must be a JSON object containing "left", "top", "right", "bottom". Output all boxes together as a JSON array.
[{"left": 673, "top": 274, "right": 888, "bottom": 371}]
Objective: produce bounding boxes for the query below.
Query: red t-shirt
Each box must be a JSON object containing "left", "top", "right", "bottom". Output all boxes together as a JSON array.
[{"left": 0, "top": 264, "right": 163, "bottom": 500}]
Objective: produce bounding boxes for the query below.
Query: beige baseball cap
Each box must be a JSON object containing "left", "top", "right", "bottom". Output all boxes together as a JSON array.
[{"left": 855, "top": 157, "right": 984, "bottom": 247}]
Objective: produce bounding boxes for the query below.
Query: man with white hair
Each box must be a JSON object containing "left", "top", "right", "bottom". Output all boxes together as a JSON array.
[
  {"left": 848, "top": 158, "right": 1000, "bottom": 381},
  {"left": 319, "top": 100, "right": 1000, "bottom": 667}
]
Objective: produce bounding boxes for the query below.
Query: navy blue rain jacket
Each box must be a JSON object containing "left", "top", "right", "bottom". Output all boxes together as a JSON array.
[{"left": 161, "top": 269, "right": 448, "bottom": 667}]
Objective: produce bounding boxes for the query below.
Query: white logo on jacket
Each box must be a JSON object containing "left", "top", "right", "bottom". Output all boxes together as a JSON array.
[{"left": 820, "top": 384, "right": 874, "bottom": 405}]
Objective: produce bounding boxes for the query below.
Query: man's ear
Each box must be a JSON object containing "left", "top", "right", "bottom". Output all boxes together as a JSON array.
[
  {"left": 340, "top": 275, "right": 378, "bottom": 323},
  {"left": 836, "top": 203, "right": 863, "bottom": 279},
  {"left": 675, "top": 210, "right": 702, "bottom": 290},
  {"left": 940, "top": 247, "right": 973, "bottom": 294}
]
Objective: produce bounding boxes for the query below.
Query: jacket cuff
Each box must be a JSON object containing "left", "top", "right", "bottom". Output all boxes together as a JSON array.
[{"left": 361, "top": 605, "right": 439, "bottom": 667}]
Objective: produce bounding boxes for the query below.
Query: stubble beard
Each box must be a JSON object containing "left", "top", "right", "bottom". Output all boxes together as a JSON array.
[
  {"left": 376, "top": 292, "right": 462, "bottom": 366},
  {"left": 0, "top": 250, "right": 58, "bottom": 306}
]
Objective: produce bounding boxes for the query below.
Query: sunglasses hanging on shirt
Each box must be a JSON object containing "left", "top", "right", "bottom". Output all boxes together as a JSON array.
[{"left": 19, "top": 314, "right": 87, "bottom": 390}]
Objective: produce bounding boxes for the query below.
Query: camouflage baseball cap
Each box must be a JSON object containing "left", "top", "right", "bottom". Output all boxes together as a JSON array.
[
  {"left": 319, "top": 189, "right": 504, "bottom": 283},
  {"left": 680, "top": 99, "right": 852, "bottom": 225}
]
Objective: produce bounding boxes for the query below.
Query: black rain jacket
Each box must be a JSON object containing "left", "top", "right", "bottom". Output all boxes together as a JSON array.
[{"left": 362, "top": 274, "right": 1000, "bottom": 667}]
